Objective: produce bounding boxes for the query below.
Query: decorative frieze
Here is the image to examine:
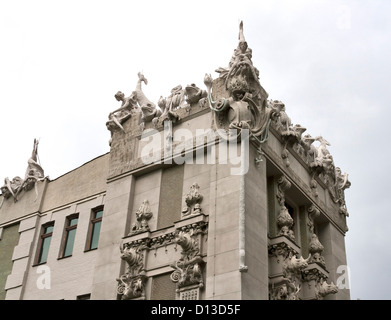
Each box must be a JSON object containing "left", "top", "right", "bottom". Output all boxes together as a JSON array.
[{"left": 120, "top": 216, "right": 208, "bottom": 300}]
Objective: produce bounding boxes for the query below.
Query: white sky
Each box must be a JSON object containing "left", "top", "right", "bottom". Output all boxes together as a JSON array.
[{"left": 1, "top": 0, "right": 390, "bottom": 300}]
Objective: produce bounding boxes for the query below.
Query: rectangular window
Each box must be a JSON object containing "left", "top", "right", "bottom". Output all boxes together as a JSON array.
[
  {"left": 86, "top": 207, "right": 103, "bottom": 251},
  {"left": 60, "top": 214, "right": 79, "bottom": 258},
  {"left": 150, "top": 273, "right": 176, "bottom": 300},
  {"left": 35, "top": 222, "right": 55, "bottom": 265},
  {"left": 157, "top": 165, "right": 184, "bottom": 229}
]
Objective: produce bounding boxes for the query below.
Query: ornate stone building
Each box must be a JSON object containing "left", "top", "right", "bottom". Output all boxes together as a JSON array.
[{"left": 0, "top": 22, "right": 350, "bottom": 300}]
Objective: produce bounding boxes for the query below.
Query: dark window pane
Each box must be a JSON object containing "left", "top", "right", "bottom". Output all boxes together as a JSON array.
[
  {"left": 45, "top": 226, "right": 54, "bottom": 234},
  {"left": 95, "top": 210, "right": 103, "bottom": 219},
  {"left": 69, "top": 218, "right": 78, "bottom": 227},
  {"left": 38, "top": 236, "right": 52, "bottom": 264},
  {"left": 64, "top": 228, "right": 76, "bottom": 257},
  {"left": 90, "top": 221, "right": 101, "bottom": 250}
]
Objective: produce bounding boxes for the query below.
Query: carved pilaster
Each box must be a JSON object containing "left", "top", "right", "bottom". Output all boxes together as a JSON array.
[
  {"left": 170, "top": 221, "right": 208, "bottom": 299},
  {"left": 306, "top": 204, "right": 326, "bottom": 268},
  {"left": 275, "top": 175, "right": 295, "bottom": 241}
]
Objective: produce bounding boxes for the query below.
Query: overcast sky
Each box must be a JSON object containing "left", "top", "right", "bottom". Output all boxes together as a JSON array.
[{"left": 0, "top": 0, "right": 390, "bottom": 300}]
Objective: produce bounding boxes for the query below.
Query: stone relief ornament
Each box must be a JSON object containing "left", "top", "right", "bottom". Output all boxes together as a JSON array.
[
  {"left": 0, "top": 177, "right": 23, "bottom": 204},
  {"left": 281, "top": 124, "right": 307, "bottom": 167},
  {"left": 307, "top": 204, "right": 320, "bottom": 234},
  {"left": 129, "top": 200, "right": 153, "bottom": 235},
  {"left": 0, "top": 139, "right": 46, "bottom": 207},
  {"left": 270, "top": 282, "right": 303, "bottom": 300},
  {"left": 117, "top": 244, "right": 147, "bottom": 300},
  {"left": 134, "top": 72, "right": 162, "bottom": 129},
  {"left": 215, "top": 21, "right": 259, "bottom": 90},
  {"left": 106, "top": 90, "right": 138, "bottom": 134},
  {"left": 106, "top": 72, "right": 162, "bottom": 136},
  {"left": 21, "top": 139, "right": 45, "bottom": 194},
  {"left": 282, "top": 254, "right": 311, "bottom": 300},
  {"left": 270, "top": 253, "right": 310, "bottom": 300},
  {"left": 275, "top": 175, "right": 295, "bottom": 241},
  {"left": 182, "top": 183, "right": 203, "bottom": 217},
  {"left": 283, "top": 254, "right": 311, "bottom": 279},
  {"left": 308, "top": 234, "right": 326, "bottom": 268},
  {"left": 184, "top": 84, "right": 207, "bottom": 107},
  {"left": 308, "top": 136, "right": 333, "bottom": 197},
  {"left": 301, "top": 134, "right": 318, "bottom": 166},
  {"left": 328, "top": 166, "right": 351, "bottom": 217},
  {"left": 204, "top": 21, "right": 281, "bottom": 142},
  {"left": 277, "top": 206, "right": 295, "bottom": 241},
  {"left": 170, "top": 229, "right": 205, "bottom": 289},
  {"left": 158, "top": 85, "right": 186, "bottom": 124},
  {"left": 315, "top": 279, "right": 339, "bottom": 300}
]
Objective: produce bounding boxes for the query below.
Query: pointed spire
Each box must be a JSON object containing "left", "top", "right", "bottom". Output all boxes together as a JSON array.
[{"left": 238, "top": 20, "right": 246, "bottom": 42}]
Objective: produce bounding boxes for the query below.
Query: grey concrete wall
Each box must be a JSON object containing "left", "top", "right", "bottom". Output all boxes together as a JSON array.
[
  {"left": 41, "top": 153, "right": 109, "bottom": 213},
  {"left": 319, "top": 222, "right": 350, "bottom": 300},
  {"left": 20, "top": 195, "right": 105, "bottom": 300},
  {"left": 241, "top": 145, "right": 269, "bottom": 299},
  {"left": 90, "top": 175, "right": 135, "bottom": 300},
  {"left": 205, "top": 145, "right": 242, "bottom": 300},
  {"left": 0, "top": 180, "right": 48, "bottom": 225},
  {"left": 0, "top": 223, "right": 20, "bottom": 300}
]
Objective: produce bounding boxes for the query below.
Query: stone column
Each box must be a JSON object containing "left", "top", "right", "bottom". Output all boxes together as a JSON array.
[
  {"left": 205, "top": 145, "right": 242, "bottom": 299},
  {"left": 241, "top": 144, "right": 269, "bottom": 299}
]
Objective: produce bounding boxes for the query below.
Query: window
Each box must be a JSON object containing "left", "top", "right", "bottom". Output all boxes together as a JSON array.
[
  {"left": 157, "top": 165, "right": 184, "bottom": 229},
  {"left": 86, "top": 207, "right": 103, "bottom": 251},
  {"left": 77, "top": 294, "right": 91, "bottom": 300},
  {"left": 35, "top": 222, "right": 54, "bottom": 265},
  {"left": 60, "top": 214, "right": 79, "bottom": 258}
]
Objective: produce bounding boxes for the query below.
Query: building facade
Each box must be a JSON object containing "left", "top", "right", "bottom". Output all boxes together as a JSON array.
[{"left": 0, "top": 22, "right": 351, "bottom": 300}]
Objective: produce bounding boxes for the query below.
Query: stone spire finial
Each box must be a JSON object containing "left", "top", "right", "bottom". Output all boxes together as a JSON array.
[{"left": 238, "top": 20, "right": 246, "bottom": 42}]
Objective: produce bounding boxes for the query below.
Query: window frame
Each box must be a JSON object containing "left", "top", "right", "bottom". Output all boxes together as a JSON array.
[
  {"left": 76, "top": 293, "right": 91, "bottom": 300},
  {"left": 85, "top": 206, "right": 103, "bottom": 252},
  {"left": 34, "top": 222, "right": 55, "bottom": 266},
  {"left": 59, "top": 213, "right": 79, "bottom": 259}
]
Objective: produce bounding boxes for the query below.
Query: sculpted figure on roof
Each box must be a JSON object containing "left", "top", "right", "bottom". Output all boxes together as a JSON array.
[{"left": 204, "top": 21, "right": 281, "bottom": 141}]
